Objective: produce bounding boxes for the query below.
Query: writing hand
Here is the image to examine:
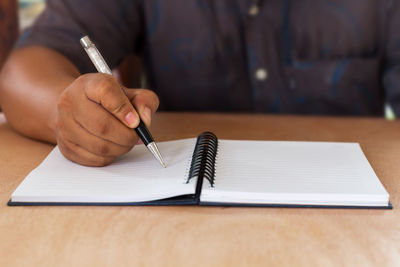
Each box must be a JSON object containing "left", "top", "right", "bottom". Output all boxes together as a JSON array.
[{"left": 55, "top": 73, "right": 159, "bottom": 166}]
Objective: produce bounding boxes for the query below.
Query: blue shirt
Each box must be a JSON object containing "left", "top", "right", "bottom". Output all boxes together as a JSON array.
[{"left": 17, "top": 0, "right": 400, "bottom": 116}]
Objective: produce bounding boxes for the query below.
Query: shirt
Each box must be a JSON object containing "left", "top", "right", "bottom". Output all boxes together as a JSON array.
[{"left": 17, "top": 0, "right": 400, "bottom": 116}]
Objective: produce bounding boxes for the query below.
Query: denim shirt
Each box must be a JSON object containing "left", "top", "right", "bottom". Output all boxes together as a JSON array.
[{"left": 17, "top": 0, "right": 400, "bottom": 116}]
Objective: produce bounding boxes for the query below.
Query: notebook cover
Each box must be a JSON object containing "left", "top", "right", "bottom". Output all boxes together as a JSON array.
[
  {"left": 7, "top": 193, "right": 199, "bottom": 206},
  {"left": 199, "top": 201, "right": 393, "bottom": 209},
  {"left": 8, "top": 199, "right": 392, "bottom": 209},
  {"left": 7, "top": 172, "right": 205, "bottom": 207}
]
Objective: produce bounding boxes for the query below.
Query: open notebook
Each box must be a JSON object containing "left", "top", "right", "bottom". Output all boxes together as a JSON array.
[{"left": 9, "top": 132, "right": 391, "bottom": 208}]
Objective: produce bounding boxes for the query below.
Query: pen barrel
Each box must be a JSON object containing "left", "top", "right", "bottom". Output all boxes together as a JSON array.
[
  {"left": 80, "top": 36, "right": 112, "bottom": 75},
  {"left": 135, "top": 121, "right": 154, "bottom": 146}
]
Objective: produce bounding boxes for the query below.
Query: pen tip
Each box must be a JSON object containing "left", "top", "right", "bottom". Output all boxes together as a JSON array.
[
  {"left": 158, "top": 155, "right": 167, "bottom": 168},
  {"left": 147, "top": 142, "right": 167, "bottom": 168},
  {"left": 158, "top": 154, "right": 167, "bottom": 168}
]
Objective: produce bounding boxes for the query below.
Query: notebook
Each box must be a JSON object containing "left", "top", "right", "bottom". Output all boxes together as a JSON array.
[{"left": 8, "top": 132, "right": 391, "bottom": 208}]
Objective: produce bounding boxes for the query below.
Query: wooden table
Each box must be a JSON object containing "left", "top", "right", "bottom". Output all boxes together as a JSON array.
[{"left": 1, "top": 112, "right": 399, "bottom": 266}]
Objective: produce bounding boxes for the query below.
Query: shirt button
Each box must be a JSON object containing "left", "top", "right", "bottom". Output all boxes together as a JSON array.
[
  {"left": 248, "top": 5, "right": 259, "bottom": 16},
  {"left": 289, "top": 79, "right": 296, "bottom": 90},
  {"left": 255, "top": 68, "right": 268, "bottom": 81}
]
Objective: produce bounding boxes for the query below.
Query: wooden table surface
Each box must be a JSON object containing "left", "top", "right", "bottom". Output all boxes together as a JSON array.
[{"left": 0, "top": 112, "right": 399, "bottom": 266}]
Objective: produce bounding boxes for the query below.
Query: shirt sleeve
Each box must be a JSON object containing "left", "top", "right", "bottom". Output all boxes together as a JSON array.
[
  {"left": 16, "top": 0, "right": 142, "bottom": 73},
  {"left": 383, "top": 1, "right": 400, "bottom": 117}
]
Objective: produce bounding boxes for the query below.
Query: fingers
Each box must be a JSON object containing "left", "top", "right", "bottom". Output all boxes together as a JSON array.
[
  {"left": 56, "top": 97, "right": 136, "bottom": 166},
  {"left": 57, "top": 111, "right": 134, "bottom": 158},
  {"left": 84, "top": 74, "right": 140, "bottom": 129},
  {"left": 72, "top": 95, "right": 138, "bottom": 146},
  {"left": 57, "top": 137, "right": 115, "bottom": 167}
]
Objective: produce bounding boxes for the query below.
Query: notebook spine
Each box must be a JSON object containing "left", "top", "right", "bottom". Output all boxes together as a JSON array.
[{"left": 186, "top": 132, "right": 218, "bottom": 187}]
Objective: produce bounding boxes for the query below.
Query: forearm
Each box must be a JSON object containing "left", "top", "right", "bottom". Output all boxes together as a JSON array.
[{"left": 0, "top": 46, "right": 80, "bottom": 143}]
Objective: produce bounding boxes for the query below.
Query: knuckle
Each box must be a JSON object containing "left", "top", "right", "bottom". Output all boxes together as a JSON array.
[
  {"left": 57, "top": 93, "right": 71, "bottom": 112},
  {"left": 119, "top": 145, "right": 133, "bottom": 155},
  {"left": 55, "top": 123, "right": 66, "bottom": 141},
  {"left": 58, "top": 139, "right": 73, "bottom": 159},
  {"left": 74, "top": 75, "right": 91, "bottom": 93},
  {"left": 55, "top": 116, "right": 64, "bottom": 131},
  {"left": 95, "top": 156, "right": 113, "bottom": 167},
  {"left": 75, "top": 74, "right": 87, "bottom": 84},
  {"left": 112, "top": 101, "right": 129, "bottom": 115},
  {"left": 55, "top": 118, "right": 69, "bottom": 141},
  {"left": 117, "top": 129, "right": 136, "bottom": 147},
  {"left": 125, "top": 133, "right": 138, "bottom": 146},
  {"left": 97, "top": 76, "right": 115, "bottom": 97},
  {"left": 98, "top": 143, "right": 110, "bottom": 156},
  {"left": 98, "top": 121, "right": 109, "bottom": 136},
  {"left": 78, "top": 73, "right": 92, "bottom": 80}
]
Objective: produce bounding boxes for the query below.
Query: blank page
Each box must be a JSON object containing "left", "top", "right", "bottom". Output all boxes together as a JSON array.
[
  {"left": 12, "top": 138, "right": 197, "bottom": 203},
  {"left": 200, "top": 140, "right": 389, "bottom": 206}
]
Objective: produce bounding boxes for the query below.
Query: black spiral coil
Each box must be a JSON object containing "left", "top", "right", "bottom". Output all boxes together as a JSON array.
[{"left": 186, "top": 132, "right": 218, "bottom": 187}]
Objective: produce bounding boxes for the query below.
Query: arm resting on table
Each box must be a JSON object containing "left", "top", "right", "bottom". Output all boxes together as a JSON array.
[{"left": 0, "top": 46, "right": 80, "bottom": 143}]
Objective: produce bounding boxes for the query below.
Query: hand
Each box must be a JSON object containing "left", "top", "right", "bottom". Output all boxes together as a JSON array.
[{"left": 55, "top": 73, "right": 159, "bottom": 166}]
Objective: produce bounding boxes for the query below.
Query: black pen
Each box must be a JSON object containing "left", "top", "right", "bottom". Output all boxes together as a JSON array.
[{"left": 80, "top": 35, "right": 166, "bottom": 168}]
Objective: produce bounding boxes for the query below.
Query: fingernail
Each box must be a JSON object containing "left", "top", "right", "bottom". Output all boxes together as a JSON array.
[
  {"left": 143, "top": 106, "right": 152, "bottom": 122},
  {"left": 125, "top": 112, "right": 137, "bottom": 128}
]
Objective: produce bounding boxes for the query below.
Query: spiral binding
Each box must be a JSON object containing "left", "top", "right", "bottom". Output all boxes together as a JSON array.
[{"left": 186, "top": 132, "right": 218, "bottom": 187}]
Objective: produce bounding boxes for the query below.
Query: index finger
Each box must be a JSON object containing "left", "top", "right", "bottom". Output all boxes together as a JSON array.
[{"left": 84, "top": 74, "right": 140, "bottom": 129}]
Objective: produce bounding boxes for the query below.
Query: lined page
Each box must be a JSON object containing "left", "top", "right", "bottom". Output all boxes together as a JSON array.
[
  {"left": 201, "top": 140, "right": 389, "bottom": 206},
  {"left": 12, "top": 138, "right": 197, "bottom": 203}
]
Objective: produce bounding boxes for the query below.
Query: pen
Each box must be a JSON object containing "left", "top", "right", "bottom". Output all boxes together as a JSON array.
[{"left": 80, "top": 35, "right": 166, "bottom": 168}]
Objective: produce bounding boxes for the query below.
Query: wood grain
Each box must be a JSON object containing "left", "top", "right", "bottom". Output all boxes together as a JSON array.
[{"left": 0, "top": 112, "right": 399, "bottom": 267}]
